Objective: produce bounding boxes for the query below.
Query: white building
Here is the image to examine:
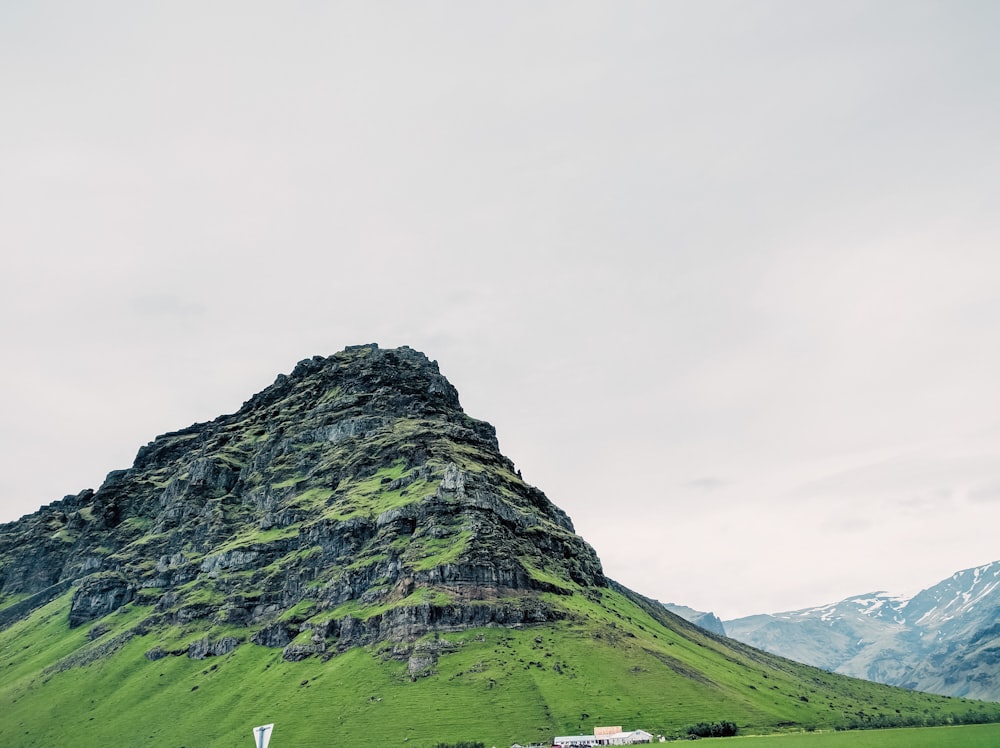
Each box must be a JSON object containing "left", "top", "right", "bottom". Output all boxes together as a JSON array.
[
  {"left": 553, "top": 728, "right": 653, "bottom": 747},
  {"left": 553, "top": 735, "right": 600, "bottom": 747},
  {"left": 606, "top": 730, "right": 653, "bottom": 745}
]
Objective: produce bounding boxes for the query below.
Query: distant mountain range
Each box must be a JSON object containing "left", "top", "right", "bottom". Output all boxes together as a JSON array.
[{"left": 669, "top": 562, "right": 1000, "bottom": 701}]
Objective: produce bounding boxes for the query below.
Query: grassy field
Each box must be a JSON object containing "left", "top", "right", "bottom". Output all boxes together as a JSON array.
[
  {"left": 704, "top": 723, "right": 1000, "bottom": 746},
  {"left": 3, "top": 584, "right": 999, "bottom": 748}
]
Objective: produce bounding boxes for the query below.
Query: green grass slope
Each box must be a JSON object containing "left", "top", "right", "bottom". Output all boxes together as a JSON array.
[{"left": 3, "top": 584, "right": 996, "bottom": 748}]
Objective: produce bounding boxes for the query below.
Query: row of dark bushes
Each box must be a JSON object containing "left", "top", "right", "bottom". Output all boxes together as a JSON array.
[{"left": 840, "top": 708, "right": 1000, "bottom": 731}]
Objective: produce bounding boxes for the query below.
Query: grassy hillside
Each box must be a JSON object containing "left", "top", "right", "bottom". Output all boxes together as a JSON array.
[{"left": 3, "top": 584, "right": 995, "bottom": 748}]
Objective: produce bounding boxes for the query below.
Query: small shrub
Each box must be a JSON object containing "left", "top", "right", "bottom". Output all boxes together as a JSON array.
[{"left": 685, "top": 721, "right": 738, "bottom": 738}]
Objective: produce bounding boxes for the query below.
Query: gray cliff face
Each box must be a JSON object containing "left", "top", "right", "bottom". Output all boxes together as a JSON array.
[
  {"left": 0, "top": 344, "right": 605, "bottom": 661},
  {"left": 661, "top": 603, "right": 726, "bottom": 637},
  {"left": 724, "top": 562, "right": 1000, "bottom": 701}
]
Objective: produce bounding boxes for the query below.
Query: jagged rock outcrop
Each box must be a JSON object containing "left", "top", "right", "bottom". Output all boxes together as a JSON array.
[
  {"left": 68, "top": 572, "right": 136, "bottom": 627},
  {"left": 0, "top": 344, "right": 605, "bottom": 660}
]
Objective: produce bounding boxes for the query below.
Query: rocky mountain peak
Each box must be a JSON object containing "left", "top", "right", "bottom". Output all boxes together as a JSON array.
[
  {"left": 0, "top": 344, "right": 604, "bottom": 663},
  {"left": 237, "top": 344, "right": 463, "bottom": 425}
]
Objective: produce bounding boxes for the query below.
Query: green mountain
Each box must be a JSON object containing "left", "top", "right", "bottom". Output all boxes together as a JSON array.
[{"left": 1, "top": 344, "right": 995, "bottom": 747}]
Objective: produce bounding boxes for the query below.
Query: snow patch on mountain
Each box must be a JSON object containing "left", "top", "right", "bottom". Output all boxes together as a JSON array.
[{"left": 722, "top": 560, "right": 1000, "bottom": 700}]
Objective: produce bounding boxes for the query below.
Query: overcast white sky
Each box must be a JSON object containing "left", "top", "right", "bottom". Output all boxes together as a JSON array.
[{"left": 3, "top": 1, "right": 999, "bottom": 620}]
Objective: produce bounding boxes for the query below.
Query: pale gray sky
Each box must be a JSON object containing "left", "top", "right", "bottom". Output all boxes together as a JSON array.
[{"left": 2, "top": 1, "right": 999, "bottom": 619}]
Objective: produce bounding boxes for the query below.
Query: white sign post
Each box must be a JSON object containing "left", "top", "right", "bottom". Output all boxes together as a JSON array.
[{"left": 252, "top": 723, "right": 274, "bottom": 748}]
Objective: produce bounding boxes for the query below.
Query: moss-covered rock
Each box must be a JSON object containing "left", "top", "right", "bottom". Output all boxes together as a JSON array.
[{"left": 0, "top": 344, "right": 604, "bottom": 658}]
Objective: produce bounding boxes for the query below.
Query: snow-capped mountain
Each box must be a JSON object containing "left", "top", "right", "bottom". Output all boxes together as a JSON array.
[{"left": 724, "top": 561, "right": 1000, "bottom": 701}]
